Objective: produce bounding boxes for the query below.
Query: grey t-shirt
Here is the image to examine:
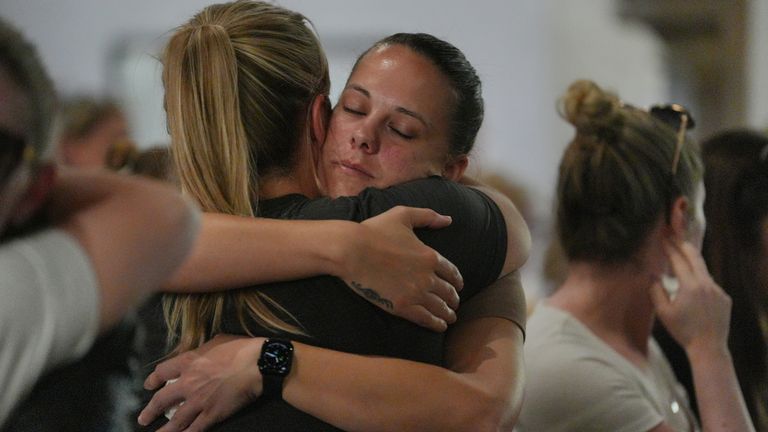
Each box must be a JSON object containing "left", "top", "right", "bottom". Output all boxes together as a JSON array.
[
  {"left": 518, "top": 302, "right": 697, "bottom": 432},
  {"left": 0, "top": 229, "right": 99, "bottom": 427}
]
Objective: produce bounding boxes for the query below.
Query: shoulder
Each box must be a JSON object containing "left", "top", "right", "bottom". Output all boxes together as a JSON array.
[
  {"left": 0, "top": 229, "right": 100, "bottom": 423},
  {"left": 520, "top": 304, "right": 664, "bottom": 432},
  {"left": 0, "top": 228, "right": 99, "bottom": 363},
  {"left": 0, "top": 229, "right": 95, "bottom": 303},
  {"left": 361, "top": 177, "right": 490, "bottom": 212},
  {"left": 456, "top": 271, "right": 527, "bottom": 337},
  {"left": 277, "top": 177, "right": 497, "bottom": 223}
]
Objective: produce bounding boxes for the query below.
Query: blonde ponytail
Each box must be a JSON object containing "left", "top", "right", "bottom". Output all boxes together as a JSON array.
[
  {"left": 164, "top": 23, "right": 255, "bottom": 216},
  {"left": 161, "top": 1, "right": 330, "bottom": 352}
]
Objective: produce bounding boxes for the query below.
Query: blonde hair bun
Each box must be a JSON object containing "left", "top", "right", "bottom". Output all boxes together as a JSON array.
[{"left": 559, "top": 80, "right": 623, "bottom": 140}]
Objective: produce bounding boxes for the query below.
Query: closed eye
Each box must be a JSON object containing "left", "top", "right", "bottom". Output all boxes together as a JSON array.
[
  {"left": 343, "top": 106, "right": 365, "bottom": 116},
  {"left": 389, "top": 126, "right": 414, "bottom": 140}
]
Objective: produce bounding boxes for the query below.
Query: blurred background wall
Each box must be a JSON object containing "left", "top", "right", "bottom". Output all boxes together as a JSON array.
[{"left": 2, "top": 0, "right": 766, "bottom": 298}]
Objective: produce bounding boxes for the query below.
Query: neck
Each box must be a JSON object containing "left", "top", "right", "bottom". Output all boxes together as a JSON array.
[
  {"left": 260, "top": 174, "right": 304, "bottom": 199},
  {"left": 550, "top": 260, "right": 658, "bottom": 355},
  {"left": 260, "top": 138, "right": 320, "bottom": 200}
]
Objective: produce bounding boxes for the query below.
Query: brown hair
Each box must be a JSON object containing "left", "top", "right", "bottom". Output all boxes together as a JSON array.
[
  {"left": 59, "top": 97, "right": 122, "bottom": 141},
  {"left": 701, "top": 129, "right": 768, "bottom": 428},
  {"left": 161, "top": 0, "right": 329, "bottom": 351},
  {"left": 555, "top": 80, "right": 702, "bottom": 264},
  {"left": 0, "top": 17, "right": 56, "bottom": 157}
]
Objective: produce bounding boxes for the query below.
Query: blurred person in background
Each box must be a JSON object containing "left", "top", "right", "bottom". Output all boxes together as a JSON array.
[
  {"left": 701, "top": 129, "right": 768, "bottom": 430},
  {"left": 656, "top": 128, "right": 768, "bottom": 430},
  {"left": 0, "top": 16, "right": 200, "bottom": 430},
  {"left": 56, "top": 96, "right": 135, "bottom": 170},
  {"left": 518, "top": 79, "right": 754, "bottom": 432}
]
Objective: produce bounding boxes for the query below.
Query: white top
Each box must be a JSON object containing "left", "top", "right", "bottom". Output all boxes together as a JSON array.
[
  {"left": 517, "top": 302, "right": 698, "bottom": 432},
  {"left": 0, "top": 229, "right": 100, "bottom": 426}
]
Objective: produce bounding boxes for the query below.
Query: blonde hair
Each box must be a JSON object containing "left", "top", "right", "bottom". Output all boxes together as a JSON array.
[
  {"left": 161, "top": 0, "right": 330, "bottom": 352},
  {"left": 555, "top": 80, "right": 702, "bottom": 265}
]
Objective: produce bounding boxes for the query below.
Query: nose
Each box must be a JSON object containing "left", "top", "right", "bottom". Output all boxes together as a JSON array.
[{"left": 351, "top": 122, "right": 379, "bottom": 154}]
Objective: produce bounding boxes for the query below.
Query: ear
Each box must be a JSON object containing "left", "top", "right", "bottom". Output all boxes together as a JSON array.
[
  {"left": 442, "top": 154, "right": 469, "bottom": 181},
  {"left": 667, "top": 195, "right": 689, "bottom": 242},
  {"left": 309, "top": 94, "right": 331, "bottom": 149}
]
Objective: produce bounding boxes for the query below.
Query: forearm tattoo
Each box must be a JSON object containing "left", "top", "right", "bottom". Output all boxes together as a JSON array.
[{"left": 351, "top": 281, "right": 393, "bottom": 310}]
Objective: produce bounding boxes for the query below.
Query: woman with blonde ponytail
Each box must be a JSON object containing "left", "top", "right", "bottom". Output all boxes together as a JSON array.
[
  {"left": 160, "top": 2, "right": 468, "bottom": 354},
  {"left": 140, "top": 2, "right": 529, "bottom": 431},
  {"left": 517, "top": 80, "right": 754, "bottom": 432}
]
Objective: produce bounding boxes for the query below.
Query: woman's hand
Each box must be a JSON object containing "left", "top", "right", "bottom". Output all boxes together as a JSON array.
[
  {"left": 650, "top": 240, "right": 732, "bottom": 356},
  {"left": 337, "top": 206, "right": 464, "bottom": 332},
  {"left": 138, "top": 335, "right": 265, "bottom": 432}
]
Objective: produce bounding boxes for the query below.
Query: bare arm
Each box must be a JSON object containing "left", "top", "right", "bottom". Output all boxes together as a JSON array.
[
  {"left": 140, "top": 315, "right": 524, "bottom": 432},
  {"left": 459, "top": 176, "right": 531, "bottom": 275},
  {"left": 651, "top": 241, "right": 754, "bottom": 432},
  {"left": 50, "top": 170, "right": 199, "bottom": 333},
  {"left": 166, "top": 207, "right": 465, "bottom": 332}
]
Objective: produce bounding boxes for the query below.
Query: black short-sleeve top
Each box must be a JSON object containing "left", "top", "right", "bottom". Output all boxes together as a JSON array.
[{"left": 211, "top": 177, "right": 507, "bottom": 431}]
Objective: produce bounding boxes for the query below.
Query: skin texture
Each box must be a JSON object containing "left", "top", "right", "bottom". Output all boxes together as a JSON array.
[{"left": 320, "top": 44, "right": 466, "bottom": 198}]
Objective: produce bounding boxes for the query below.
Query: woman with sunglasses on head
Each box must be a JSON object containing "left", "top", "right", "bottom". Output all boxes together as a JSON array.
[
  {"left": 517, "top": 80, "right": 754, "bottom": 432},
  {"left": 138, "top": 2, "right": 529, "bottom": 431}
]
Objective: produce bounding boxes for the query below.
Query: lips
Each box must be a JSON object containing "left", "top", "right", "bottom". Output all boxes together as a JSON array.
[{"left": 335, "top": 160, "right": 374, "bottom": 178}]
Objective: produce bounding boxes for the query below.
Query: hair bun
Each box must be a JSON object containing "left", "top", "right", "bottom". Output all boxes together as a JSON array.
[{"left": 559, "top": 80, "right": 623, "bottom": 141}]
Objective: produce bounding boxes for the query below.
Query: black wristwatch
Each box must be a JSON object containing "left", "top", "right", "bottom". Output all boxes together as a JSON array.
[{"left": 258, "top": 339, "right": 294, "bottom": 400}]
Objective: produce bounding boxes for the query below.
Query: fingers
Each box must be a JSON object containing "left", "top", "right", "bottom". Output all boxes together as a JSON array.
[
  {"left": 404, "top": 305, "right": 449, "bottom": 332},
  {"left": 663, "top": 240, "right": 693, "bottom": 281},
  {"left": 649, "top": 279, "right": 671, "bottom": 315},
  {"left": 397, "top": 206, "right": 453, "bottom": 230},
  {"left": 429, "top": 276, "right": 460, "bottom": 310},
  {"left": 415, "top": 292, "right": 457, "bottom": 331},
  {"left": 145, "top": 356, "right": 185, "bottom": 390},
  {"left": 434, "top": 253, "right": 464, "bottom": 293},
  {"left": 156, "top": 402, "right": 201, "bottom": 432},
  {"left": 183, "top": 412, "right": 217, "bottom": 432},
  {"left": 138, "top": 384, "right": 186, "bottom": 427},
  {"left": 423, "top": 291, "right": 457, "bottom": 324},
  {"left": 679, "top": 241, "right": 709, "bottom": 278}
]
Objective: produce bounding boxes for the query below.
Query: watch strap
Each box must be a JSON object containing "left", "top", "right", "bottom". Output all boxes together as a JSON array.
[{"left": 261, "top": 372, "right": 284, "bottom": 400}]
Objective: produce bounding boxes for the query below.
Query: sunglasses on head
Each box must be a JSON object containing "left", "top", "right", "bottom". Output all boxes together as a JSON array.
[
  {"left": 0, "top": 128, "right": 34, "bottom": 184},
  {"left": 648, "top": 104, "right": 695, "bottom": 175}
]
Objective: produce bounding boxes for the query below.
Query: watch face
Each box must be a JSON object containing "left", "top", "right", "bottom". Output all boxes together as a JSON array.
[{"left": 258, "top": 339, "right": 294, "bottom": 376}]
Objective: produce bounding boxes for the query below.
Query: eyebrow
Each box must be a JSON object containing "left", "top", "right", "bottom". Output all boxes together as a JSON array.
[{"left": 347, "top": 84, "right": 430, "bottom": 128}]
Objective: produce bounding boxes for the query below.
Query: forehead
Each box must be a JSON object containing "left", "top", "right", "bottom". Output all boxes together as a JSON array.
[
  {"left": 0, "top": 65, "right": 30, "bottom": 138},
  {"left": 348, "top": 44, "right": 454, "bottom": 123}
]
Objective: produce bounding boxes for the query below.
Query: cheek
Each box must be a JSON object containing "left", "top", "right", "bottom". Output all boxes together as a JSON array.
[{"left": 378, "top": 147, "right": 433, "bottom": 181}]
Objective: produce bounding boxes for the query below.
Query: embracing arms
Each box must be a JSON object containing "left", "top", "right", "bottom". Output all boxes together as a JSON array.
[
  {"left": 139, "top": 272, "right": 525, "bottom": 432},
  {"left": 51, "top": 170, "right": 200, "bottom": 333},
  {"left": 165, "top": 207, "right": 464, "bottom": 331}
]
